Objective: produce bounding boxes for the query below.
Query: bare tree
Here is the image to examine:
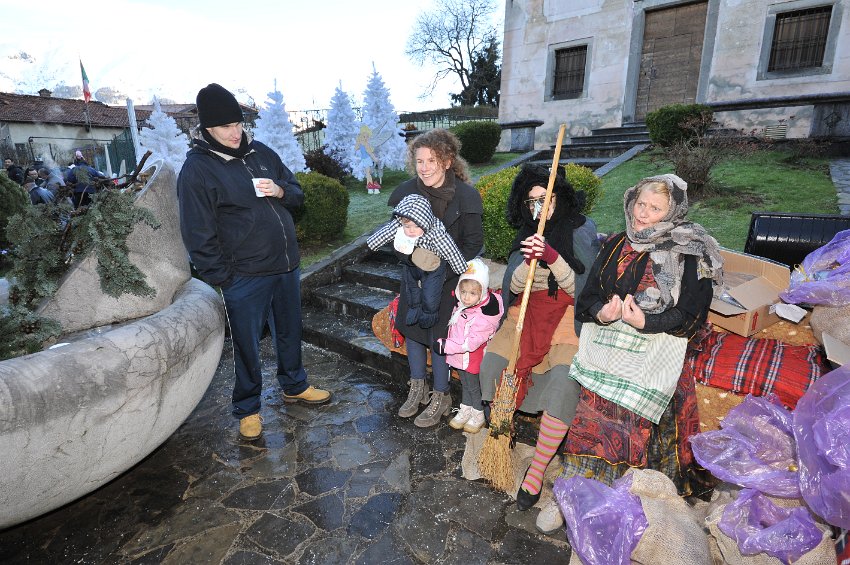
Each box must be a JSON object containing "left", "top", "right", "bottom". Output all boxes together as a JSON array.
[{"left": 406, "top": 0, "right": 500, "bottom": 106}]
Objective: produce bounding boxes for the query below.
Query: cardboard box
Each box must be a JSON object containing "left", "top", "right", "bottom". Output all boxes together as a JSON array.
[
  {"left": 823, "top": 332, "right": 849, "bottom": 367},
  {"left": 708, "top": 249, "right": 791, "bottom": 337}
]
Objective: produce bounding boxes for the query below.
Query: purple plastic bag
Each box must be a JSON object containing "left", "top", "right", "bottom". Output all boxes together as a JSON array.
[
  {"left": 718, "top": 489, "right": 823, "bottom": 563},
  {"left": 780, "top": 229, "right": 850, "bottom": 307},
  {"left": 690, "top": 395, "right": 800, "bottom": 498},
  {"left": 554, "top": 474, "right": 648, "bottom": 565},
  {"left": 793, "top": 364, "right": 850, "bottom": 529}
]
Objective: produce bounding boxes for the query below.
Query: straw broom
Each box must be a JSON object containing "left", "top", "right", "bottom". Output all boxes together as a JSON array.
[{"left": 478, "top": 123, "right": 568, "bottom": 494}]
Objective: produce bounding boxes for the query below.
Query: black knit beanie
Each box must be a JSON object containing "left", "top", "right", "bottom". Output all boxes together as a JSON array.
[{"left": 196, "top": 83, "right": 243, "bottom": 128}]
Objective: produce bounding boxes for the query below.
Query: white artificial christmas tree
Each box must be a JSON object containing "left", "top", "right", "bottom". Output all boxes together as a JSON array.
[
  {"left": 138, "top": 97, "right": 190, "bottom": 175},
  {"left": 252, "top": 81, "right": 307, "bottom": 173},
  {"left": 323, "top": 82, "right": 359, "bottom": 173},
  {"left": 360, "top": 64, "right": 407, "bottom": 183}
]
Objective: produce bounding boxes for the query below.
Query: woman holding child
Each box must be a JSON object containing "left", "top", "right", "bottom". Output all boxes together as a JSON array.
[
  {"left": 387, "top": 129, "right": 484, "bottom": 428},
  {"left": 479, "top": 163, "right": 600, "bottom": 514}
]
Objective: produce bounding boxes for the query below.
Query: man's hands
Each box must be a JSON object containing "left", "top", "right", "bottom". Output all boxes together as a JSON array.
[{"left": 255, "top": 178, "right": 284, "bottom": 198}]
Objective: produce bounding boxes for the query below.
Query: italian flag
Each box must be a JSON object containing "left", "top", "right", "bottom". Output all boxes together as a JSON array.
[{"left": 80, "top": 60, "right": 91, "bottom": 103}]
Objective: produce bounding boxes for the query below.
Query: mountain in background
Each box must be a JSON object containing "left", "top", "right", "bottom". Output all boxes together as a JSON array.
[{"left": 0, "top": 50, "right": 258, "bottom": 107}]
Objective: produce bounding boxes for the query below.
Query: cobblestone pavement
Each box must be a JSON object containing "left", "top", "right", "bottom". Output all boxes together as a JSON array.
[
  {"left": 0, "top": 340, "right": 570, "bottom": 564},
  {"left": 830, "top": 158, "right": 850, "bottom": 216}
]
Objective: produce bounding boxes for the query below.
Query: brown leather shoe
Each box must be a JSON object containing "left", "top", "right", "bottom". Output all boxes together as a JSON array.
[
  {"left": 239, "top": 414, "right": 263, "bottom": 440},
  {"left": 283, "top": 385, "right": 331, "bottom": 405}
]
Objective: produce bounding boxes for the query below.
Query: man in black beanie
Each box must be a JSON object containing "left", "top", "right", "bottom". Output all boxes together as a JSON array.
[{"left": 178, "top": 83, "right": 330, "bottom": 441}]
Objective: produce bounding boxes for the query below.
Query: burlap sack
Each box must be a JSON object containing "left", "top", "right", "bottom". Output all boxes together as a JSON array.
[
  {"left": 460, "top": 428, "right": 559, "bottom": 507},
  {"left": 696, "top": 383, "right": 747, "bottom": 432},
  {"left": 811, "top": 303, "right": 850, "bottom": 345},
  {"left": 626, "top": 469, "right": 712, "bottom": 565},
  {"left": 705, "top": 498, "right": 837, "bottom": 565}
]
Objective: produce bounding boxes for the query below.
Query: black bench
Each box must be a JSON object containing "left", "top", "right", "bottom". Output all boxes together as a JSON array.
[{"left": 744, "top": 212, "right": 850, "bottom": 268}]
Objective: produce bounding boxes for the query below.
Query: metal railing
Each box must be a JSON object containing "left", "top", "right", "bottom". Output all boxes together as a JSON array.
[{"left": 284, "top": 108, "right": 498, "bottom": 153}]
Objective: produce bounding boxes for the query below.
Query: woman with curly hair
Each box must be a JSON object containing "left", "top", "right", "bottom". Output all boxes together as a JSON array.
[
  {"left": 387, "top": 129, "right": 484, "bottom": 428},
  {"left": 478, "top": 163, "right": 600, "bottom": 516}
]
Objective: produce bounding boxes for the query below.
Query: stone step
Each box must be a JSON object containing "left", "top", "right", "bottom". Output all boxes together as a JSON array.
[
  {"left": 300, "top": 306, "right": 405, "bottom": 379},
  {"left": 344, "top": 257, "right": 402, "bottom": 293},
  {"left": 547, "top": 141, "right": 644, "bottom": 159},
  {"left": 527, "top": 157, "right": 610, "bottom": 170},
  {"left": 570, "top": 132, "right": 651, "bottom": 144},
  {"left": 589, "top": 124, "right": 649, "bottom": 137},
  {"left": 311, "top": 281, "right": 396, "bottom": 319}
]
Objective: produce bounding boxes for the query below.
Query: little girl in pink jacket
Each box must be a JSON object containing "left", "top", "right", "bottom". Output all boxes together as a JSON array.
[{"left": 434, "top": 258, "right": 504, "bottom": 433}]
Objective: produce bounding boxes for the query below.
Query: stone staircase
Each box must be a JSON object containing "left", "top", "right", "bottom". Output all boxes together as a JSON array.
[
  {"left": 529, "top": 123, "right": 651, "bottom": 171},
  {"left": 301, "top": 244, "right": 407, "bottom": 381}
]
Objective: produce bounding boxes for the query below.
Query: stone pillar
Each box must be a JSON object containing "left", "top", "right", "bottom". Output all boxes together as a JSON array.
[{"left": 500, "top": 120, "right": 544, "bottom": 151}]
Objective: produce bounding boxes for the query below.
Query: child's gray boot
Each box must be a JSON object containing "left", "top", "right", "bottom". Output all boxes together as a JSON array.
[
  {"left": 398, "top": 378, "right": 429, "bottom": 418},
  {"left": 414, "top": 390, "right": 452, "bottom": 428}
]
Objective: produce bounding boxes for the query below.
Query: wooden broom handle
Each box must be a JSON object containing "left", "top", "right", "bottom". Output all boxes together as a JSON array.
[{"left": 505, "top": 124, "right": 567, "bottom": 374}]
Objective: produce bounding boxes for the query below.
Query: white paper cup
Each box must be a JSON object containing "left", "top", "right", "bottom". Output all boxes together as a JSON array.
[{"left": 252, "top": 178, "right": 268, "bottom": 197}]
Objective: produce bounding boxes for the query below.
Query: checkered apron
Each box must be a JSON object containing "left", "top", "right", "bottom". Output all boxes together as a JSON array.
[{"left": 569, "top": 320, "right": 687, "bottom": 423}]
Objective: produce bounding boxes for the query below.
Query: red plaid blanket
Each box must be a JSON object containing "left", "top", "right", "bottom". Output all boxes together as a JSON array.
[{"left": 687, "top": 331, "right": 829, "bottom": 410}]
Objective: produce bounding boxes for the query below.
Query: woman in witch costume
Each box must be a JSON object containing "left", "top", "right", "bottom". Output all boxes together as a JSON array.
[
  {"left": 478, "top": 163, "right": 600, "bottom": 512},
  {"left": 537, "top": 174, "right": 723, "bottom": 532}
]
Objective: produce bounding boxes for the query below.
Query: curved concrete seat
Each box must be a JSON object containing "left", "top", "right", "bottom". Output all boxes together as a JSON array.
[{"left": 0, "top": 277, "right": 225, "bottom": 529}]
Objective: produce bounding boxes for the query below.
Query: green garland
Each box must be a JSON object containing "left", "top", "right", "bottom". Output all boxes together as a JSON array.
[{"left": 1, "top": 188, "right": 160, "bottom": 360}]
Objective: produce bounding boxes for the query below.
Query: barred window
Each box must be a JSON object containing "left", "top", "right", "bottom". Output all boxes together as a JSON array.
[
  {"left": 553, "top": 45, "right": 587, "bottom": 99},
  {"left": 768, "top": 6, "right": 832, "bottom": 72}
]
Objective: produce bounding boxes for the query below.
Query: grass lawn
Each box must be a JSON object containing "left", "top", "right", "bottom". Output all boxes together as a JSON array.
[
  {"left": 592, "top": 148, "right": 839, "bottom": 250},
  {"left": 299, "top": 153, "right": 524, "bottom": 267}
]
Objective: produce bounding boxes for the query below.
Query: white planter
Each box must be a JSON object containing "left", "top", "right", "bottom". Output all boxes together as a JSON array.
[{"left": 0, "top": 278, "right": 225, "bottom": 529}]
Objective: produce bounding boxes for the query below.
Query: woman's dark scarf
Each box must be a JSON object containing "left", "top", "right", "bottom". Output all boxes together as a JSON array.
[
  {"left": 199, "top": 129, "right": 252, "bottom": 159},
  {"left": 507, "top": 164, "right": 587, "bottom": 296},
  {"left": 417, "top": 169, "right": 456, "bottom": 219}
]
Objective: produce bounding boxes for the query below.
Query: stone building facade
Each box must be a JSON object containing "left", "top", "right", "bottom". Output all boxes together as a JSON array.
[{"left": 498, "top": 0, "right": 850, "bottom": 148}]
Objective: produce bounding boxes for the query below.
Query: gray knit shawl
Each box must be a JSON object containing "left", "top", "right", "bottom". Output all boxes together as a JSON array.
[{"left": 623, "top": 174, "right": 723, "bottom": 313}]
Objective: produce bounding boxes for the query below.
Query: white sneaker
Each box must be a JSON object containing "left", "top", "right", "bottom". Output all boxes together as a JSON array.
[
  {"left": 463, "top": 408, "right": 486, "bottom": 433},
  {"left": 536, "top": 498, "right": 565, "bottom": 534},
  {"left": 448, "top": 404, "right": 473, "bottom": 429}
]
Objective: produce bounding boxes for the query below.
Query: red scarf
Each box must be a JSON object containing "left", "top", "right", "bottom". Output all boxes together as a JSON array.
[{"left": 514, "top": 289, "right": 573, "bottom": 407}]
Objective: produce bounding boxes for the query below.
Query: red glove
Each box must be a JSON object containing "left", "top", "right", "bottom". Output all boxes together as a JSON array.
[
  {"left": 540, "top": 242, "right": 559, "bottom": 265},
  {"left": 522, "top": 235, "right": 559, "bottom": 265}
]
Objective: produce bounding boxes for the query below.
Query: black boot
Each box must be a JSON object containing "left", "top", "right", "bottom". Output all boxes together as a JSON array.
[{"left": 516, "top": 466, "right": 541, "bottom": 511}]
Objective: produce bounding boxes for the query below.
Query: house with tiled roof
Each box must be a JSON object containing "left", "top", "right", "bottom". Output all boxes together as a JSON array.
[
  {"left": 0, "top": 90, "right": 258, "bottom": 174},
  {"left": 0, "top": 89, "right": 151, "bottom": 172}
]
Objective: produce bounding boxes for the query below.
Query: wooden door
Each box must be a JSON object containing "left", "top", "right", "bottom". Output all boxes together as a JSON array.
[{"left": 635, "top": 2, "right": 708, "bottom": 121}]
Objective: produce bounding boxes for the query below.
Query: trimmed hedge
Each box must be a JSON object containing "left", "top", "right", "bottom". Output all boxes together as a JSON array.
[
  {"left": 293, "top": 171, "right": 349, "bottom": 245},
  {"left": 646, "top": 103, "right": 713, "bottom": 147},
  {"left": 475, "top": 163, "right": 603, "bottom": 262},
  {"left": 477, "top": 166, "right": 521, "bottom": 263},
  {"left": 450, "top": 121, "right": 502, "bottom": 164}
]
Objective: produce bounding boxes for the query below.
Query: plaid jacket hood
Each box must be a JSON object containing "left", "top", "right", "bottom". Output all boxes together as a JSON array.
[{"left": 367, "top": 194, "right": 468, "bottom": 274}]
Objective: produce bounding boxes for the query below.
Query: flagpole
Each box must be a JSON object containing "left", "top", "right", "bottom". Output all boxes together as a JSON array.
[{"left": 80, "top": 59, "right": 92, "bottom": 132}]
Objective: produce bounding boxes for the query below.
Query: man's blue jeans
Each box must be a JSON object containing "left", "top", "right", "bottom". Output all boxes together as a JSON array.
[{"left": 221, "top": 270, "right": 308, "bottom": 418}]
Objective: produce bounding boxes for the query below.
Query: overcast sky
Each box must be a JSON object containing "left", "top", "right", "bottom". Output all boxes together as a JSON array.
[{"left": 0, "top": 0, "right": 503, "bottom": 112}]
